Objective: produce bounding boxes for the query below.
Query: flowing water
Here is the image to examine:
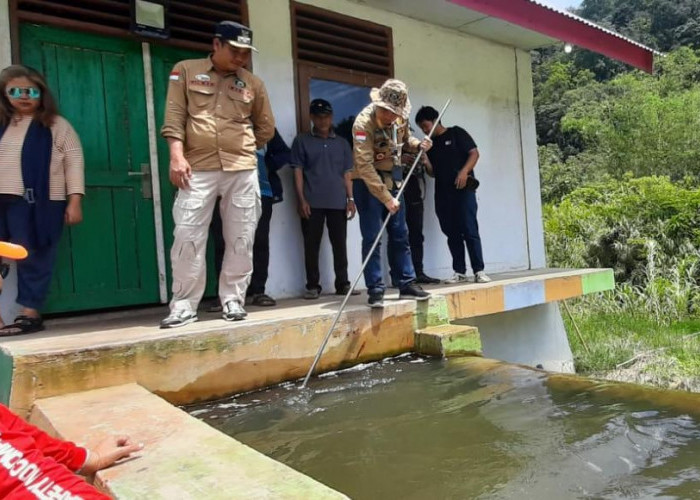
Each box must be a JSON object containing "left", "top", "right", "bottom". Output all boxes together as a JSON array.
[{"left": 188, "top": 355, "right": 700, "bottom": 499}]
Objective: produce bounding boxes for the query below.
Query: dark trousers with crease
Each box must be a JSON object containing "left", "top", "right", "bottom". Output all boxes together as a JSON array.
[
  {"left": 301, "top": 208, "right": 349, "bottom": 292},
  {"left": 435, "top": 189, "right": 484, "bottom": 275},
  {"left": 403, "top": 175, "right": 425, "bottom": 275}
]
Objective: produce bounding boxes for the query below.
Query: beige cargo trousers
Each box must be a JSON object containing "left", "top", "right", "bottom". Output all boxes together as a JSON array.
[{"left": 169, "top": 169, "right": 261, "bottom": 314}]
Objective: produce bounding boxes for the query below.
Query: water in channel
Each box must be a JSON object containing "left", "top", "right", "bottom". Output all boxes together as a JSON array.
[{"left": 187, "top": 355, "right": 700, "bottom": 499}]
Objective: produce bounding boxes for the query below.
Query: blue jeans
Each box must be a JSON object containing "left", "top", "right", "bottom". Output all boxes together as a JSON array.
[
  {"left": 435, "top": 188, "right": 484, "bottom": 275},
  {"left": 353, "top": 180, "right": 416, "bottom": 295}
]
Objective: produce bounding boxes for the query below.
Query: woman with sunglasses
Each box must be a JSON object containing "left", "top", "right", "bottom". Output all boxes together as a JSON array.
[{"left": 0, "top": 65, "right": 84, "bottom": 336}]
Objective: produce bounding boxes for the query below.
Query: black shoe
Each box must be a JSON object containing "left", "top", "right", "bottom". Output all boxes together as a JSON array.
[
  {"left": 206, "top": 302, "right": 223, "bottom": 313},
  {"left": 202, "top": 298, "right": 222, "bottom": 313},
  {"left": 399, "top": 283, "right": 431, "bottom": 301},
  {"left": 336, "top": 284, "right": 361, "bottom": 296},
  {"left": 368, "top": 292, "right": 385, "bottom": 308},
  {"left": 247, "top": 293, "right": 277, "bottom": 306},
  {"left": 415, "top": 272, "right": 440, "bottom": 285}
]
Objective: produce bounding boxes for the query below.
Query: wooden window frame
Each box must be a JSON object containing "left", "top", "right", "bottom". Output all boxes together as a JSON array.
[
  {"left": 291, "top": 1, "right": 394, "bottom": 134},
  {"left": 296, "top": 62, "right": 388, "bottom": 134}
]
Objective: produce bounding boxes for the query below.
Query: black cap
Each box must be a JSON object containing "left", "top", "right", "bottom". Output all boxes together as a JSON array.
[
  {"left": 215, "top": 21, "right": 257, "bottom": 52},
  {"left": 310, "top": 98, "right": 333, "bottom": 115}
]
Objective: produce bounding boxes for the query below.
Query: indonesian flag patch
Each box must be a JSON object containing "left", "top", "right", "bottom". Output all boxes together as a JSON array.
[
  {"left": 169, "top": 71, "right": 180, "bottom": 81},
  {"left": 354, "top": 131, "right": 367, "bottom": 143}
]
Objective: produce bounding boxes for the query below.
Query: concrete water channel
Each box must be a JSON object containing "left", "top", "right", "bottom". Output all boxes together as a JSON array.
[
  {"left": 192, "top": 355, "right": 700, "bottom": 499},
  {"left": 0, "top": 268, "right": 634, "bottom": 497}
]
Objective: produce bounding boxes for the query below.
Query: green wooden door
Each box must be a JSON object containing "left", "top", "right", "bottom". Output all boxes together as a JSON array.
[
  {"left": 150, "top": 44, "right": 217, "bottom": 297},
  {"left": 21, "top": 25, "right": 160, "bottom": 312}
]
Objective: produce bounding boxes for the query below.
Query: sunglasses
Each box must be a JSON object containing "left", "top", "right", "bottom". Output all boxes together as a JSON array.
[{"left": 6, "top": 87, "right": 41, "bottom": 99}]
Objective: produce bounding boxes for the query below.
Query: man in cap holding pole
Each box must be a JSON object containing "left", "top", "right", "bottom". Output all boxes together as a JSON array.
[
  {"left": 352, "top": 79, "right": 432, "bottom": 308},
  {"left": 160, "top": 21, "right": 275, "bottom": 328}
]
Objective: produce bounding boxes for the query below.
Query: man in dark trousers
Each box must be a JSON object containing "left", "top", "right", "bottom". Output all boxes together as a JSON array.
[
  {"left": 291, "top": 99, "right": 358, "bottom": 299},
  {"left": 401, "top": 150, "right": 440, "bottom": 285},
  {"left": 415, "top": 106, "right": 490, "bottom": 284}
]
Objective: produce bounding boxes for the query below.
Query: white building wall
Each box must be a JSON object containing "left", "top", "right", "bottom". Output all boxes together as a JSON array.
[
  {"left": 0, "top": 0, "right": 10, "bottom": 70},
  {"left": 0, "top": 0, "right": 547, "bottom": 320},
  {"left": 249, "top": 0, "right": 542, "bottom": 299}
]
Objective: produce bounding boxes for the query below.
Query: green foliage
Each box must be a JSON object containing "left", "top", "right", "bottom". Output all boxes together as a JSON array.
[
  {"left": 574, "top": 0, "right": 700, "bottom": 80},
  {"left": 545, "top": 176, "right": 700, "bottom": 323},
  {"left": 537, "top": 47, "right": 700, "bottom": 200},
  {"left": 536, "top": 0, "right": 700, "bottom": 388},
  {"left": 564, "top": 310, "right": 700, "bottom": 387},
  {"left": 538, "top": 145, "right": 608, "bottom": 204},
  {"left": 532, "top": 56, "right": 596, "bottom": 152},
  {"left": 533, "top": 0, "right": 700, "bottom": 149},
  {"left": 561, "top": 51, "right": 700, "bottom": 182}
]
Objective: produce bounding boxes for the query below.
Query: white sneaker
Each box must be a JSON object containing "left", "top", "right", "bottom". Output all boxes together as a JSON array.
[
  {"left": 475, "top": 271, "right": 492, "bottom": 283},
  {"left": 444, "top": 273, "right": 468, "bottom": 284},
  {"left": 222, "top": 300, "right": 247, "bottom": 321},
  {"left": 160, "top": 309, "right": 198, "bottom": 329}
]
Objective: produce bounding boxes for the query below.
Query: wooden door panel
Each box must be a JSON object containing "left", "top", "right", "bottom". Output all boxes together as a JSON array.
[{"left": 20, "top": 24, "right": 160, "bottom": 313}]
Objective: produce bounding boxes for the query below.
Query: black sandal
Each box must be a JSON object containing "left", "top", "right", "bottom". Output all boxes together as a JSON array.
[
  {"left": 251, "top": 294, "right": 276, "bottom": 307},
  {"left": 0, "top": 315, "right": 45, "bottom": 337}
]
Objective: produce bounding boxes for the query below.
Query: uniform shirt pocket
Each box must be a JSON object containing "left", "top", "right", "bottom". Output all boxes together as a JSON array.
[
  {"left": 227, "top": 86, "right": 255, "bottom": 121},
  {"left": 187, "top": 83, "right": 215, "bottom": 113}
]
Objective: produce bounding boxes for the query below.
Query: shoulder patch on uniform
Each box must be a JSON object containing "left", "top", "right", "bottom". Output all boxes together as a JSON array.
[
  {"left": 354, "top": 131, "right": 367, "bottom": 143},
  {"left": 169, "top": 71, "right": 180, "bottom": 81}
]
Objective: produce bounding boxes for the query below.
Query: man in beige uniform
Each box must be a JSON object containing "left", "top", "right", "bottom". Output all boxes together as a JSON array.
[
  {"left": 160, "top": 21, "right": 275, "bottom": 328},
  {"left": 352, "top": 79, "right": 432, "bottom": 308}
]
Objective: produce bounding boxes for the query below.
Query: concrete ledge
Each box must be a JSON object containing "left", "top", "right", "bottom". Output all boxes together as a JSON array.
[
  {"left": 3, "top": 299, "right": 416, "bottom": 416},
  {"left": 415, "top": 324, "right": 481, "bottom": 357},
  {"left": 30, "top": 384, "right": 347, "bottom": 499},
  {"left": 1, "top": 268, "right": 613, "bottom": 415}
]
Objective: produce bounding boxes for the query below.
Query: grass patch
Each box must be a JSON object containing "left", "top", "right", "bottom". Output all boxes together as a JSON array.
[{"left": 563, "top": 307, "right": 700, "bottom": 390}]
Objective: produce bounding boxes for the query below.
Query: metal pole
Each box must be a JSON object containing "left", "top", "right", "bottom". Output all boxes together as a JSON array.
[{"left": 300, "top": 99, "right": 452, "bottom": 389}]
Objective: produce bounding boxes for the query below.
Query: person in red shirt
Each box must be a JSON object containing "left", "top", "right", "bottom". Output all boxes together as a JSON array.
[
  {"left": 0, "top": 404, "right": 143, "bottom": 499},
  {"left": 0, "top": 243, "right": 143, "bottom": 499}
]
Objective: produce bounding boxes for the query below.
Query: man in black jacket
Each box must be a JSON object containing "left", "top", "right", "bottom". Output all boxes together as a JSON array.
[{"left": 415, "top": 106, "right": 490, "bottom": 284}]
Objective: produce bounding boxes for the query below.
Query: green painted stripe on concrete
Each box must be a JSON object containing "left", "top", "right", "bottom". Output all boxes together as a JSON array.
[
  {"left": 0, "top": 349, "right": 12, "bottom": 405},
  {"left": 415, "top": 325, "right": 481, "bottom": 357},
  {"left": 442, "top": 331, "right": 481, "bottom": 355},
  {"left": 582, "top": 269, "right": 615, "bottom": 295},
  {"left": 414, "top": 295, "right": 450, "bottom": 330}
]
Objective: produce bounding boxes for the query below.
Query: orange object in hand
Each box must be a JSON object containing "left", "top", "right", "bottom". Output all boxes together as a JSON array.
[{"left": 0, "top": 242, "right": 28, "bottom": 260}]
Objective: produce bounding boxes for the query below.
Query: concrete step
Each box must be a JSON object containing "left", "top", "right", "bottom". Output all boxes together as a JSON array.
[
  {"left": 415, "top": 323, "right": 481, "bottom": 357},
  {"left": 30, "top": 384, "right": 347, "bottom": 499}
]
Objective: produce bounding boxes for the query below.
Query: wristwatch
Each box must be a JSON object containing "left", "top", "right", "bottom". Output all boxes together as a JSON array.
[{"left": 346, "top": 197, "right": 354, "bottom": 202}]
